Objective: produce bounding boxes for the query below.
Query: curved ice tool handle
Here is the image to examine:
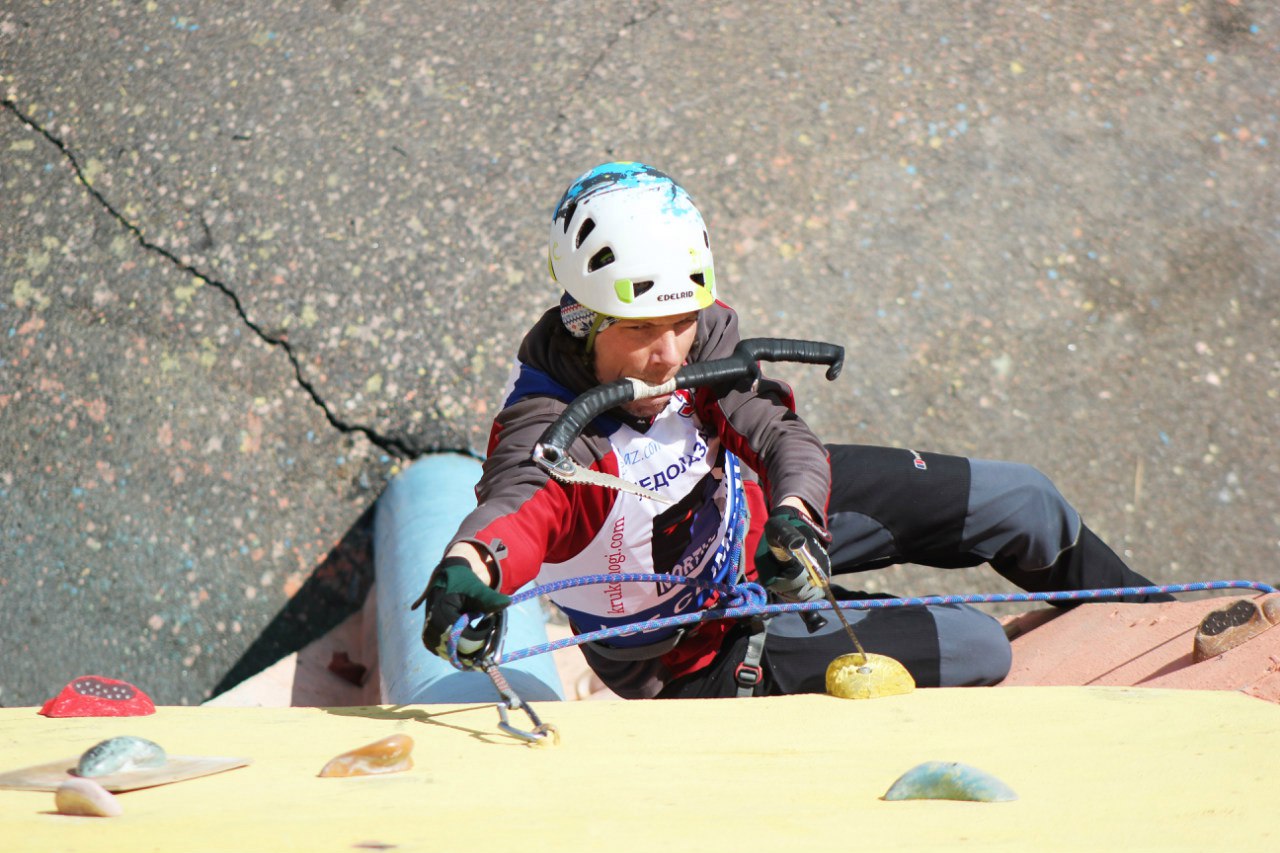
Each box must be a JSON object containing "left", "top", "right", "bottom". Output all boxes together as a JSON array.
[{"left": 531, "top": 337, "right": 844, "bottom": 501}]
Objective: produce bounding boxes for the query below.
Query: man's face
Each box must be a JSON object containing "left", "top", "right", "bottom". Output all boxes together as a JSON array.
[{"left": 592, "top": 311, "right": 699, "bottom": 418}]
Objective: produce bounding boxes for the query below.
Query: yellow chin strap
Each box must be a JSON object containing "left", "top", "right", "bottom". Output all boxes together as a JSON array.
[{"left": 583, "top": 313, "right": 613, "bottom": 354}]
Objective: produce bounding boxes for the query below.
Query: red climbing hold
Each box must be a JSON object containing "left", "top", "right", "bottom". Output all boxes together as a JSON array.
[{"left": 39, "top": 675, "right": 157, "bottom": 718}]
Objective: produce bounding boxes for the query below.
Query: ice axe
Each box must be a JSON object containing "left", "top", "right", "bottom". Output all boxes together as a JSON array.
[
  {"left": 532, "top": 337, "right": 844, "bottom": 500},
  {"left": 764, "top": 514, "right": 916, "bottom": 701}
]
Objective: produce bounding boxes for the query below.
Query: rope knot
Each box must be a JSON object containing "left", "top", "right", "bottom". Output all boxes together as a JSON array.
[{"left": 727, "top": 582, "right": 768, "bottom": 609}]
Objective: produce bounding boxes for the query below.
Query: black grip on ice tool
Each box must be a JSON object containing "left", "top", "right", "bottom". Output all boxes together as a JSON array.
[
  {"left": 764, "top": 515, "right": 829, "bottom": 634},
  {"left": 534, "top": 338, "right": 844, "bottom": 461}
]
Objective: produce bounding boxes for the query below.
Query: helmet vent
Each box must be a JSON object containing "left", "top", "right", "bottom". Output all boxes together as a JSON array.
[
  {"left": 703, "top": 230, "right": 710, "bottom": 248},
  {"left": 587, "top": 247, "right": 615, "bottom": 272},
  {"left": 632, "top": 281, "right": 654, "bottom": 298},
  {"left": 575, "top": 218, "right": 596, "bottom": 248},
  {"left": 690, "top": 272, "right": 705, "bottom": 286}
]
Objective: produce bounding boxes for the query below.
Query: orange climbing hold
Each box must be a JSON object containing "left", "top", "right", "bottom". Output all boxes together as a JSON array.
[{"left": 317, "top": 734, "right": 414, "bottom": 778}]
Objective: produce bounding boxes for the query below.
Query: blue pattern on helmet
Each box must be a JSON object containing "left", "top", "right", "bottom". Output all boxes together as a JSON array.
[{"left": 552, "top": 161, "right": 699, "bottom": 228}]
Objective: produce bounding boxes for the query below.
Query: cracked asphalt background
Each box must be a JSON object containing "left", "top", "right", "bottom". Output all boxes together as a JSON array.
[{"left": 2, "top": 1, "right": 1277, "bottom": 706}]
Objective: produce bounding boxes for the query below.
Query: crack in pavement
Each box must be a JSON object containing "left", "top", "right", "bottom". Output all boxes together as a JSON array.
[
  {"left": 3, "top": 97, "right": 468, "bottom": 462},
  {"left": 553, "top": 1, "right": 664, "bottom": 133}
]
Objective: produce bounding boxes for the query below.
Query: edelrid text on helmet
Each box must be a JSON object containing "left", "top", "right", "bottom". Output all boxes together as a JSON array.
[{"left": 549, "top": 162, "right": 716, "bottom": 320}]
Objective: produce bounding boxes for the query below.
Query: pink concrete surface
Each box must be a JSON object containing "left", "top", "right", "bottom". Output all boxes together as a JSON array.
[
  {"left": 206, "top": 585, "right": 381, "bottom": 707},
  {"left": 999, "top": 595, "right": 1280, "bottom": 703}
]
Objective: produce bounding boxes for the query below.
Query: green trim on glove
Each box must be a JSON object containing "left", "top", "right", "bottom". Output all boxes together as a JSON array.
[
  {"left": 427, "top": 558, "right": 511, "bottom": 611},
  {"left": 753, "top": 505, "right": 831, "bottom": 588},
  {"left": 413, "top": 556, "right": 512, "bottom": 667}
]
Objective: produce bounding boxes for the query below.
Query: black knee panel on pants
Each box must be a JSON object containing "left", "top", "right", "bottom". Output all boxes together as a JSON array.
[{"left": 826, "top": 445, "right": 971, "bottom": 559}]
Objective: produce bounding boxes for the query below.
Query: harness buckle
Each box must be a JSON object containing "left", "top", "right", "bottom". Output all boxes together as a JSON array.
[{"left": 734, "top": 661, "right": 762, "bottom": 688}]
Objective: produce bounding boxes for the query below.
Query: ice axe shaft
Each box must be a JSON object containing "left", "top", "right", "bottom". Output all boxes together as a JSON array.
[{"left": 766, "top": 522, "right": 867, "bottom": 659}]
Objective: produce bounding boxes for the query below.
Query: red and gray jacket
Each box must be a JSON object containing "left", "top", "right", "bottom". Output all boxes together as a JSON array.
[{"left": 447, "top": 302, "right": 831, "bottom": 697}]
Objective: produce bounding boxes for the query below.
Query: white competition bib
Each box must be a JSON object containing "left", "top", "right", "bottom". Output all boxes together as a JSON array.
[{"left": 537, "top": 391, "right": 745, "bottom": 645}]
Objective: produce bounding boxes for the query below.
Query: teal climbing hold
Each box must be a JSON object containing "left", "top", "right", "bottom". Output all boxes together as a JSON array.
[{"left": 882, "top": 761, "right": 1017, "bottom": 802}]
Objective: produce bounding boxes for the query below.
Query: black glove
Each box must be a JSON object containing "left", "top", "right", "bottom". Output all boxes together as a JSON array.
[
  {"left": 754, "top": 505, "right": 831, "bottom": 605},
  {"left": 411, "top": 556, "right": 511, "bottom": 668}
]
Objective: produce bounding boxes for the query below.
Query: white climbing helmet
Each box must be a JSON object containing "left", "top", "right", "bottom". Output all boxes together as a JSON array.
[{"left": 548, "top": 162, "right": 716, "bottom": 320}]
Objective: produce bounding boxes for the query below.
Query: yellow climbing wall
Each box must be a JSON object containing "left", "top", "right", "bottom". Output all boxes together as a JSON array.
[{"left": 1, "top": 687, "right": 1276, "bottom": 852}]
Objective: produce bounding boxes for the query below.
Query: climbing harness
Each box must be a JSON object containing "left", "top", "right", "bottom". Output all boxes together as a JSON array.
[{"left": 735, "top": 619, "right": 769, "bottom": 698}]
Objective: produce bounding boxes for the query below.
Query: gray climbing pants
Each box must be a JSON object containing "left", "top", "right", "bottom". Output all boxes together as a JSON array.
[{"left": 657, "top": 445, "right": 1168, "bottom": 699}]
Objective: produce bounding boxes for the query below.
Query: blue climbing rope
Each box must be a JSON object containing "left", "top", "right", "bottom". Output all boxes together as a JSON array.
[{"left": 447, "top": 575, "right": 1277, "bottom": 670}]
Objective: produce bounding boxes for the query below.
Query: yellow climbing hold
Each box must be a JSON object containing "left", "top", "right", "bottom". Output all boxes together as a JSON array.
[
  {"left": 825, "top": 653, "right": 915, "bottom": 700},
  {"left": 317, "top": 734, "right": 414, "bottom": 778}
]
